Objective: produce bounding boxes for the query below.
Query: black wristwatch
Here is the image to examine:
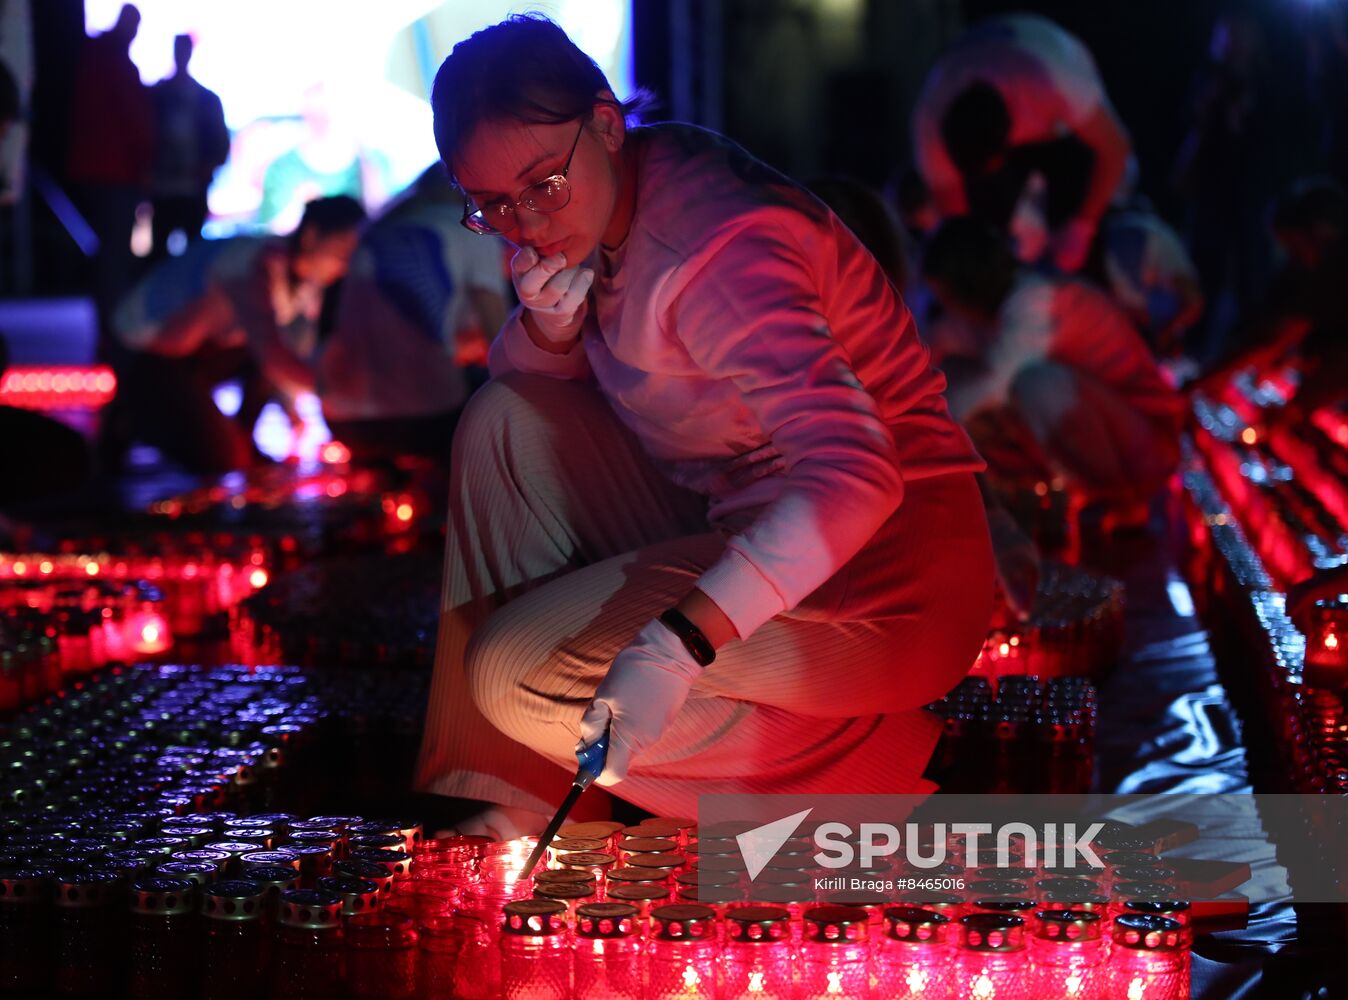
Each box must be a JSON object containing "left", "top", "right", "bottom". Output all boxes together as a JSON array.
[{"left": 659, "top": 608, "right": 716, "bottom": 667}]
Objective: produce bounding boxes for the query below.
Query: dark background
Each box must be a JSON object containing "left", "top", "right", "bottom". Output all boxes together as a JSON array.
[{"left": 19, "top": 0, "right": 1333, "bottom": 295}]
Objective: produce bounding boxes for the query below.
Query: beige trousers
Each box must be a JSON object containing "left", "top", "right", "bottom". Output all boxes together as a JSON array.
[{"left": 413, "top": 374, "right": 995, "bottom": 819}]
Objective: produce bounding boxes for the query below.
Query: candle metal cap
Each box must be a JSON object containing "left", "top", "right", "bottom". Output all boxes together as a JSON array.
[
  {"left": 278, "top": 888, "right": 342, "bottom": 929},
  {"left": 1112, "top": 913, "right": 1184, "bottom": 950},
  {"left": 725, "top": 904, "right": 791, "bottom": 942},
  {"left": 651, "top": 903, "right": 717, "bottom": 939},
  {"left": 202, "top": 879, "right": 267, "bottom": 921},
  {"left": 883, "top": 905, "right": 950, "bottom": 944},
  {"left": 802, "top": 904, "right": 870, "bottom": 943},
  {"left": 502, "top": 898, "right": 567, "bottom": 935},
  {"left": 1034, "top": 908, "right": 1102, "bottom": 941},
  {"left": 959, "top": 912, "right": 1026, "bottom": 952},
  {"left": 130, "top": 876, "right": 196, "bottom": 915},
  {"left": 576, "top": 902, "right": 639, "bottom": 938}
]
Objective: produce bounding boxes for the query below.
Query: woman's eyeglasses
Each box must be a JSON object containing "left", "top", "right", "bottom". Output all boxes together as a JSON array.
[{"left": 461, "top": 121, "right": 586, "bottom": 236}]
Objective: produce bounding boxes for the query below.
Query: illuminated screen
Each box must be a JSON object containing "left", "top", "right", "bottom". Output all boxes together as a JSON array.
[{"left": 85, "top": 1, "right": 634, "bottom": 234}]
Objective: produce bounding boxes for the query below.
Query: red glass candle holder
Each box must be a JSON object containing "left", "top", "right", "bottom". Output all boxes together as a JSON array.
[
  {"left": 574, "top": 902, "right": 643, "bottom": 1000},
  {"left": 954, "top": 912, "right": 1029, "bottom": 1000},
  {"left": 799, "top": 905, "right": 872, "bottom": 999},
  {"left": 1109, "top": 914, "right": 1188, "bottom": 1000},
  {"left": 1303, "top": 597, "right": 1348, "bottom": 687},
  {"left": 0, "top": 867, "right": 52, "bottom": 996},
  {"left": 499, "top": 898, "right": 571, "bottom": 1000},
  {"left": 1029, "top": 909, "right": 1106, "bottom": 1000},
  {"left": 875, "top": 906, "right": 953, "bottom": 1000},
  {"left": 416, "top": 914, "right": 465, "bottom": 1000},
  {"left": 722, "top": 905, "right": 796, "bottom": 1000},
  {"left": 646, "top": 904, "right": 720, "bottom": 1000}
]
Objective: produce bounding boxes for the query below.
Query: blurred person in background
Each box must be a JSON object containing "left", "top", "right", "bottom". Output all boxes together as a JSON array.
[
  {"left": 922, "top": 217, "right": 1181, "bottom": 512},
  {"left": 108, "top": 195, "right": 365, "bottom": 474},
  {"left": 149, "top": 34, "right": 230, "bottom": 259},
  {"left": 66, "top": 4, "right": 155, "bottom": 344},
  {"left": 1085, "top": 205, "right": 1206, "bottom": 358},
  {"left": 1193, "top": 178, "right": 1348, "bottom": 427},
  {"left": 912, "top": 13, "right": 1131, "bottom": 273},
  {"left": 318, "top": 165, "right": 510, "bottom": 465}
]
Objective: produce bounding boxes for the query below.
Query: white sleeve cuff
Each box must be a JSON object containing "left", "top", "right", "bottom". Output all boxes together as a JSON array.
[{"left": 694, "top": 546, "right": 788, "bottom": 642}]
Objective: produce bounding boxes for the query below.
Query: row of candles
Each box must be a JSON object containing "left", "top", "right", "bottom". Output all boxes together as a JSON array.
[
  {"left": 414, "top": 823, "right": 1195, "bottom": 1000},
  {"left": 926, "top": 675, "right": 1096, "bottom": 794}
]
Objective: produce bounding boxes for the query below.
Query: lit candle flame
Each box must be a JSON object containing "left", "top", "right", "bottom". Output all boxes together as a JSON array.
[
  {"left": 973, "top": 972, "right": 996, "bottom": 998},
  {"left": 1326, "top": 632, "right": 1339, "bottom": 651},
  {"left": 747, "top": 971, "right": 765, "bottom": 993},
  {"left": 1127, "top": 978, "right": 1146, "bottom": 1000},
  {"left": 682, "top": 964, "right": 701, "bottom": 993},
  {"left": 906, "top": 967, "right": 929, "bottom": 993},
  {"left": 826, "top": 971, "right": 844, "bottom": 994},
  {"left": 1065, "top": 970, "right": 1084, "bottom": 995}
]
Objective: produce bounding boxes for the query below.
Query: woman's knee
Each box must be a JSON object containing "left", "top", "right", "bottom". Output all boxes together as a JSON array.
[{"left": 463, "top": 606, "right": 586, "bottom": 740}]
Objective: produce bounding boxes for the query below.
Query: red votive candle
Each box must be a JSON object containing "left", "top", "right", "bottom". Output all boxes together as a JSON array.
[
  {"left": 646, "top": 904, "right": 719, "bottom": 1000},
  {"left": 1109, "top": 914, "right": 1189, "bottom": 1000},
  {"left": 875, "top": 905, "right": 954, "bottom": 1000},
  {"left": 721, "top": 905, "right": 796, "bottom": 1000},
  {"left": 574, "top": 902, "right": 644, "bottom": 1000},
  {"left": 799, "top": 905, "right": 872, "bottom": 999},
  {"left": 499, "top": 898, "right": 571, "bottom": 1000},
  {"left": 1029, "top": 909, "right": 1106, "bottom": 1000},
  {"left": 954, "top": 912, "right": 1029, "bottom": 1000}
]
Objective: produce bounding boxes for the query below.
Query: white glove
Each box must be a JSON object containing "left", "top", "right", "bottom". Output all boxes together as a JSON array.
[
  {"left": 511, "top": 245, "right": 594, "bottom": 346},
  {"left": 577, "top": 618, "right": 704, "bottom": 786}
]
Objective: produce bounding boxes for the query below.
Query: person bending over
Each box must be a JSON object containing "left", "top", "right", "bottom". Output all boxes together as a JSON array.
[
  {"left": 413, "top": 15, "right": 996, "bottom": 838},
  {"left": 922, "top": 217, "right": 1182, "bottom": 507},
  {"left": 111, "top": 196, "right": 365, "bottom": 473}
]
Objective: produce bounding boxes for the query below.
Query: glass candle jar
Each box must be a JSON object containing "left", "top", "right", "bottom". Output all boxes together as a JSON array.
[
  {"left": 346, "top": 912, "right": 418, "bottom": 1000},
  {"left": 416, "top": 914, "right": 465, "bottom": 1000},
  {"left": 499, "top": 898, "right": 571, "bottom": 1000},
  {"left": 875, "top": 906, "right": 953, "bottom": 1000},
  {"left": 1029, "top": 909, "right": 1106, "bottom": 1000},
  {"left": 126, "top": 875, "right": 198, "bottom": 1000},
  {"left": 574, "top": 902, "right": 643, "bottom": 1000},
  {"left": 270, "top": 888, "right": 345, "bottom": 1000},
  {"left": 798, "top": 905, "right": 871, "bottom": 999},
  {"left": 1109, "top": 914, "right": 1188, "bottom": 1000},
  {"left": 0, "top": 866, "right": 52, "bottom": 995},
  {"left": 954, "top": 912, "right": 1029, "bottom": 1000},
  {"left": 646, "top": 904, "right": 719, "bottom": 1000},
  {"left": 1303, "top": 596, "right": 1348, "bottom": 686},
  {"left": 721, "top": 905, "right": 795, "bottom": 1000},
  {"left": 200, "top": 879, "right": 267, "bottom": 1000},
  {"left": 52, "top": 869, "right": 124, "bottom": 997}
]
